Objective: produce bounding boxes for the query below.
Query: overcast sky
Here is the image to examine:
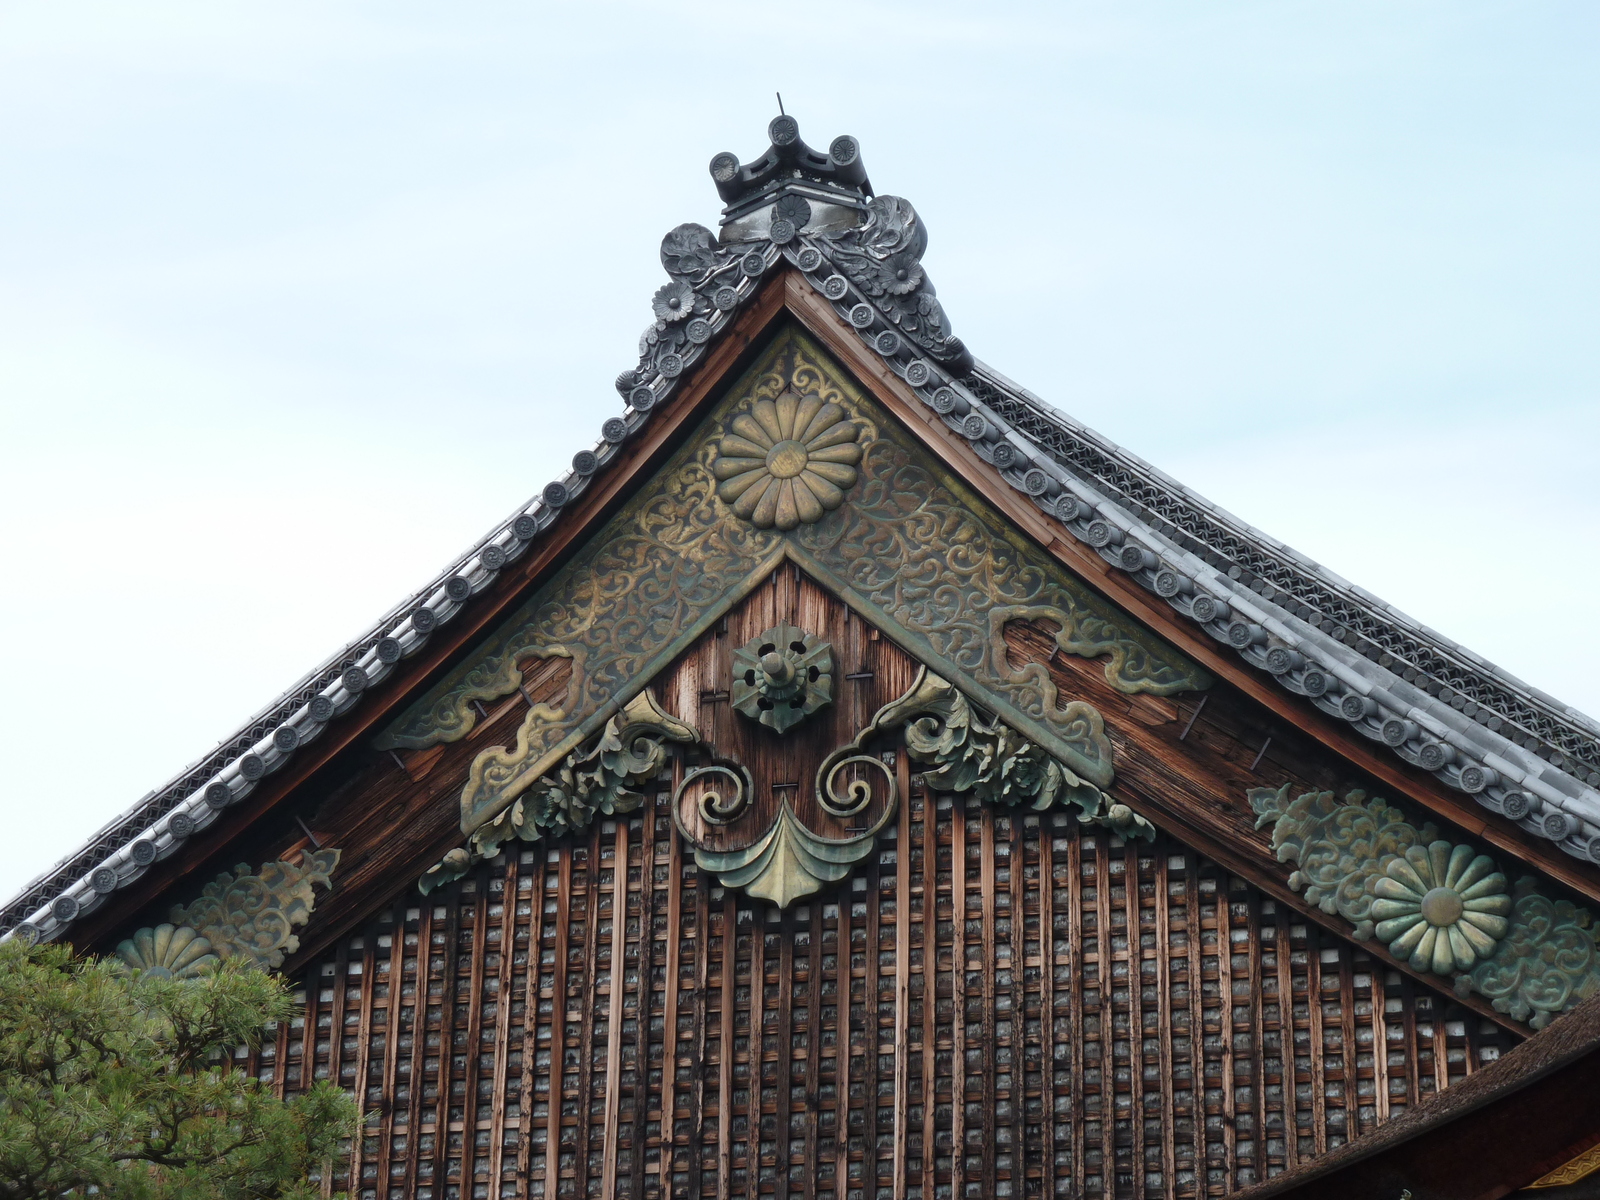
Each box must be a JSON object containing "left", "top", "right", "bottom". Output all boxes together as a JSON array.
[{"left": 1, "top": 1, "right": 1596, "bottom": 902}]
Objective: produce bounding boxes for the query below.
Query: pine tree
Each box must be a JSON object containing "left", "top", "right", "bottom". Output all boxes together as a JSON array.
[{"left": 0, "top": 938, "right": 357, "bottom": 1200}]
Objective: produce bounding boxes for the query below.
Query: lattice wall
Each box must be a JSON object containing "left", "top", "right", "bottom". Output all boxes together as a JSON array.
[{"left": 251, "top": 769, "right": 1516, "bottom": 1200}]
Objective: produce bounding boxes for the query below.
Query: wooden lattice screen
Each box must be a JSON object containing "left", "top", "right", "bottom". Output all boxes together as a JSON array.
[{"left": 250, "top": 773, "right": 1515, "bottom": 1200}]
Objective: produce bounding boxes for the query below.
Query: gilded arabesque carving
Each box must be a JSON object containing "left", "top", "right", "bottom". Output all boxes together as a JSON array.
[
  {"left": 1251, "top": 784, "right": 1600, "bottom": 1029},
  {"left": 115, "top": 849, "right": 341, "bottom": 977},
  {"left": 421, "top": 691, "right": 696, "bottom": 893},
  {"left": 890, "top": 670, "right": 1152, "bottom": 839},
  {"left": 377, "top": 328, "right": 1208, "bottom": 844}
]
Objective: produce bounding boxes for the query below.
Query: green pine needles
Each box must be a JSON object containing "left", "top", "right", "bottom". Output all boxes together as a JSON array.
[{"left": 0, "top": 938, "right": 358, "bottom": 1200}]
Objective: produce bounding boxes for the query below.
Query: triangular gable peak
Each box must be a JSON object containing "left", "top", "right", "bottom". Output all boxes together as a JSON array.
[{"left": 7, "top": 118, "right": 1600, "bottom": 1177}]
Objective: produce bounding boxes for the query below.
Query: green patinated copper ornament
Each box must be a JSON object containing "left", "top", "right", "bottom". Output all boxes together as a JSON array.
[{"left": 730, "top": 624, "right": 834, "bottom": 734}]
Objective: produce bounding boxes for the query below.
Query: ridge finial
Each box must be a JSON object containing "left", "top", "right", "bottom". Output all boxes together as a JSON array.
[{"left": 708, "top": 114, "right": 872, "bottom": 230}]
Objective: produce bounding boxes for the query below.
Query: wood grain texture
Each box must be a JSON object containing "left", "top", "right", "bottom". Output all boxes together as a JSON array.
[
  {"left": 1000, "top": 617, "right": 1547, "bottom": 1033},
  {"left": 253, "top": 778, "right": 1511, "bottom": 1200}
]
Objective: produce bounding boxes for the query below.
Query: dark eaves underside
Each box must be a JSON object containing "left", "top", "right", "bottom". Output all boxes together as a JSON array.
[{"left": 7, "top": 129, "right": 1599, "bottom": 947}]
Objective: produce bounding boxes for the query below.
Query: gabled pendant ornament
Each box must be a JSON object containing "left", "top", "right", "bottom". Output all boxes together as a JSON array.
[
  {"left": 730, "top": 624, "right": 834, "bottom": 734},
  {"left": 677, "top": 667, "right": 1153, "bottom": 910}
]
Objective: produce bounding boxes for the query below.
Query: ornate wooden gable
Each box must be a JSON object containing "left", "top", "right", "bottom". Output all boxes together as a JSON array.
[{"left": 11, "top": 116, "right": 1600, "bottom": 1200}]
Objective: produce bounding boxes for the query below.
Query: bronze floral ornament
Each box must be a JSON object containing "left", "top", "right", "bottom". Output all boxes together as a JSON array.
[
  {"left": 1372, "top": 841, "right": 1510, "bottom": 974},
  {"left": 114, "top": 848, "right": 340, "bottom": 976},
  {"left": 1251, "top": 783, "right": 1600, "bottom": 1027},
  {"left": 730, "top": 624, "right": 834, "bottom": 734},
  {"left": 711, "top": 390, "right": 863, "bottom": 529},
  {"left": 115, "top": 923, "right": 219, "bottom": 980}
]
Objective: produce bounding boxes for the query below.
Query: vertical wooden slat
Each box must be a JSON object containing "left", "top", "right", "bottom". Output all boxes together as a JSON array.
[
  {"left": 486, "top": 856, "right": 521, "bottom": 1198},
  {"left": 1430, "top": 993, "right": 1449, "bottom": 1095},
  {"left": 1215, "top": 875, "right": 1236, "bottom": 1195},
  {"left": 627, "top": 821, "right": 648, "bottom": 1198},
  {"left": 1181, "top": 858, "right": 1203, "bottom": 1194},
  {"left": 373, "top": 901, "right": 407, "bottom": 1199},
  {"left": 325, "top": 932, "right": 352, "bottom": 1199},
  {"left": 461, "top": 871, "right": 492, "bottom": 1193},
  {"left": 1092, "top": 836, "right": 1114, "bottom": 1200},
  {"left": 746, "top": 898, "right": 764, "bottom": 1200},
  {"left": 1153, "top": 852, "right": 1176, "bottom": 1196},
  {"left": 892, "top": 752, "right": 912, "bottom": 1200},
  {"left": 1272, "top": 905, "right": 1299, "bottom": 1175},
  {"left": 688, "top": 864, "right": 711, "bottom": 1200},
  {"left": 1371, "top": 962, "right": 1391, "bottom": 1126},
  {"left": 1006, "top": 814, "right": 1025, "bottom": 1200},
  {"left": 273, "top": 996, "right": 292, "bottom": 1101},
  {"left": 1305, "top": 925, "right": 1327, "bottom": 1157},
  {"left": 863, "top": 839, "right": 883, "bottom": 1200},
  {"left": 835, "top": 886, "right": 850, "bottom": 1200},
  {"left": 978, "top": 806, "right": 997, "bottom": 1200},
  {"left": 720, "top": 890, "right": 737, "bottom": 1200},
  {"left": 1125, "top": 842, "right": 1146, "bottom": 1200},
  {"left": 1039, "top": 812, "right": 1058, "bottom": 1200},
  {"left": 1068, "top": 825, "right": 1087, "bottom": 1198},
  {"left": 602, "top": 824, "right": 630, "bottom": 1200},
  {"left": 663, "top": 764, "right": 685, "bottom": 1200},
  {"left": 1337, "top": 946, "right": 1358, "bottom": 1145},
  {"left": 401, "top": 901, "right": 434, "bottom": 1196},
  {"left": 350, "top": 921, "right": 380, "bottom": 1195},
  {"left": 431, "top": 884, "right": 464, "bottom": 1194},
  {"left": 949, "top": 797, "right": 966, "bottom": 1200},
  {"left": 574, "top": 832, "right": 603, "bottom": 1199},
  {"left": 920, "top": 786, "right": 938, "bottom": 1200},
  {"left": 803, "top": 894, "right": 825, "bottom": 1200},
  {"left": 544, "top": 854, "right": 571, "bottom": 1200},
  {"left": 1247, "top": 895, "right": 1268, "bottom": 1186},
  {"left": 519, "top": 853, "right": 548, "bottom": 1196}
]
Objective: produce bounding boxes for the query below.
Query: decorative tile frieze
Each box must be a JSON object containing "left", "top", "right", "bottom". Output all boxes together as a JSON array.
[{"left": 1251, "top": 783, "right": 1599, "bottom": 1028}]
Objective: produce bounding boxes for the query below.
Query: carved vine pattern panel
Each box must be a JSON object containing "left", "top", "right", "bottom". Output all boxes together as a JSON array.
[
  {"left": 251, "top": 776, "right": 1513, "bottom": 1200},
  {"left": 375, "top": 328, "right": 1207, "bottom": 849}
]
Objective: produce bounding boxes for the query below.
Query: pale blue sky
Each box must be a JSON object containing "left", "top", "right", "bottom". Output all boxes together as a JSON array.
[{"left": 1, "top": 1, "right": 1596, "bottom": 899}]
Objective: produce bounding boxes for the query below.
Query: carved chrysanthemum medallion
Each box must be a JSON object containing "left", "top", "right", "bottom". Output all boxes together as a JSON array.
[
  {"left": 1371, "top": 841, "right": 1510, "bottom": 974},
  {"left": 710, "top": 390, "right": 862, "bottom": 529}
]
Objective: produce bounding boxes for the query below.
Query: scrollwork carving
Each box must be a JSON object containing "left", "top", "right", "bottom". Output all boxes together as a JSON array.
[
  {"left": 1251, "top": 783, "right": 1600, "bottom": 1028},
  {"left": 115, "top": 849, "right": 341, "bottom": 975},
  {"left": 421, "top": 691, "right": 698, "bottom": 893},
  {"left": 685, "top": 800, "right": 890, "bottom": 911},
  {"left": 819, "top": 755, "right": 894, "bottom": 819},
  {"left": 687, "top": 764, "right": 752, "bottom": 826},
  {"left": 378, "top": 329, "right": 1205, "bottom": 843},
  {"left": 880, "top": 669, "right": 1152, "bottom": 839}
]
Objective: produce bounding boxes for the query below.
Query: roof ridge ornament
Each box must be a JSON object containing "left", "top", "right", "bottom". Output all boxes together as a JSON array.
[{"left": 709, "top": 114, "right": 872, "bottom": 227}]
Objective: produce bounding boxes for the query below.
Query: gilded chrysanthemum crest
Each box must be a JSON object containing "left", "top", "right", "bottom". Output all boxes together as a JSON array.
[{"left": 710, "top": 390, "right": 863, "bottom": 530}]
